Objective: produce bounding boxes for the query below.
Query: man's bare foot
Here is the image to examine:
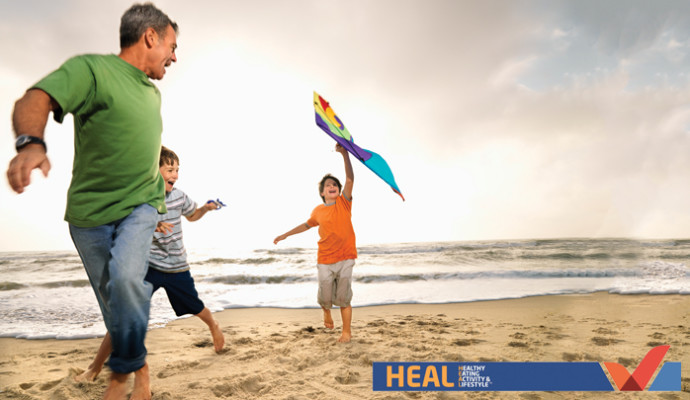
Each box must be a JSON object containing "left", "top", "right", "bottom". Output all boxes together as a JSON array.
[
  {"left": 323, "top": 309, "right": 335, "bottom": 329},
  {"left": 337, "top": 331, "right": 352, "bottom": 343},
  {"left": 74, "top": 365, "right": 102, "bottom": 382},
  {"left": 130, "top": 363, "right": 151, "bottom": 400},
  {"left": 103, "top": 372, "right": 129, "bottom": 400},
  {"left": 210, "top": 320, "right": 225, "bottom": 353}
]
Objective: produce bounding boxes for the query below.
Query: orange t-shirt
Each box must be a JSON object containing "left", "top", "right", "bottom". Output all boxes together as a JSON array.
[{"left": 307, "top": 195, "right": 357, "bottom": 264}]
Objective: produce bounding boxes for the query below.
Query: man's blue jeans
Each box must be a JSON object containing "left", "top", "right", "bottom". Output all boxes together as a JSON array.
[{"left": 69, "top": 204, "right": 157, "bottom": 374}]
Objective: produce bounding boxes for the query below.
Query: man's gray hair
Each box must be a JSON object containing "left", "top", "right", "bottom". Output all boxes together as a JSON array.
[{"left": 120, "top": 3, "right": 178, "bottom": 48}]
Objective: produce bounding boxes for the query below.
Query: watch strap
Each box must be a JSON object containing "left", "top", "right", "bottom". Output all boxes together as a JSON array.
[{"left": 15, "top": 135, "right": 47, "bottom": 153}]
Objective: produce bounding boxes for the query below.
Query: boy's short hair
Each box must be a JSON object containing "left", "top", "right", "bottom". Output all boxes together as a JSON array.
[
  {"left": 160, "top": 146, "right": 179, "bottom": 166},
  {"left": 319, "top": 174, "right": 341, "bottom": 203}
]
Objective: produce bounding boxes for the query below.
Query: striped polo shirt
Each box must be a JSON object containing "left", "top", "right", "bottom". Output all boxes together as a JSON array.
[{"left": 149, "top": 188, "right": 197, "bottom": 272}]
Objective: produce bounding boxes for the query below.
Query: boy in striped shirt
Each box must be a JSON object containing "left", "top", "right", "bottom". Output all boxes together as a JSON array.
[{"left": 76, "top": 146, "right": 224, "bottom": 382}]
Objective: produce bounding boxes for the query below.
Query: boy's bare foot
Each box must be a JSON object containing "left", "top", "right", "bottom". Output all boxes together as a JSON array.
[
  {"left": 103, "top": 372, "right": 129, "bottom": 400},
  {"left": 338, "top": 306, "right": 352, "bottom": 343},
  {"left": 210, "top": 320, "right": 225, "bottom": 353},
  {"left": 74, "top": 365, "right": 101, "bottom": 382},
  {"left": 323, "top": 309, "right": 335, "bottom": 329},
  {"left": 130, "top": 363, "right": 151, "bottom": 400},
  {"left": 337, "top": 331, "right": 352, "bottom": 343}
]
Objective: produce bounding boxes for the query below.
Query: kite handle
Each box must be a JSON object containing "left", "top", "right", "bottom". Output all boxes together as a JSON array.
[{"left": 206, "top": 198, "right": 227, "bottom": 209}]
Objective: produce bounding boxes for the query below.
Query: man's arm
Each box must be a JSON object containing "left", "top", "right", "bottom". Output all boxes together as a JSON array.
[
  {"left": 7, "top": 89, "right": 59, "bottom": 193},
  {"left": 336, "top": 144, "right": 354, "bottom": 200}
]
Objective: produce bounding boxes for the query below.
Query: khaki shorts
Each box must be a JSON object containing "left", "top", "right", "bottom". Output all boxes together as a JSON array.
[{"left": 317, "top": 259, "right": 355, "bottom": 308}]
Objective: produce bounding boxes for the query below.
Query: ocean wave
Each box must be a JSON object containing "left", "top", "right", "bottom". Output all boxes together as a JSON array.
[
  {"left": 659, "top": 253, "right": 690, "bottom": 260},
  {"left": 195, "top": 267, "right": 668, "bottom": 286},
  {"left": 31, "top": 258, "right": 82, "bottom": 265},
  {"left": 193, "top": 239, "right": 689, "bottom": 265},
  {"left": 355, "top": 269, "right": 647, "bottom": 283},
  {"left": 256, "top": 248, "right": 309, "bottom": 255},
  {"left": 38, "top": 280, "right": 91, "bottom": 289},
  {"left": 1, "top": 280, "right": 91, "bottom": 290},
  {"left": 204, "top": 274, "right": 313, "bottom": 285},
  {"left": 640, "top": 261, "right": 688, "bottom": 278},
  {"left": 0, "top": 282, "right": 27, "bottom": 291},
  {"left": 198, "top": 257, "right": 278, "bottom": 265},
  {"left": 2, "top": 239, "right": 688, "bottom": 341},
  {"left": 639, "top": 240, "right": 679, "bottom": 247},
  {"left": 519, "top": 252, "right": 642, "bottom": 261},
  {"left": 358, "top": 241, "right": 540, "bottom": 256},
  {"left": 358, "top": 244, "right": 448, "bottom": 255}
]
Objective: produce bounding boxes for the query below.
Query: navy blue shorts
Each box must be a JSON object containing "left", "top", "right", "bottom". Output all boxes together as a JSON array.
[{"left": 145, "top": 268, "right": 205, "bottom": 316}]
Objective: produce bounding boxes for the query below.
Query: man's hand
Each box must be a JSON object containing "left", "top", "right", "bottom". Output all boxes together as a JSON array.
[
  {"left": 6, "top": 145, "right": 51, "bottom": 194},
  {"left": 8, "top": 89, "right": 58, "bottom": 194}
]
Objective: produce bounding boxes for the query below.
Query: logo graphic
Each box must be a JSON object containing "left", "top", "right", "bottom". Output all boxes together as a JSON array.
[
  {"left": 372, "top": 345, "right": 680, "bottom": 392},
  {"left": 603, "top": 345, "right": 681, "bottom": 391}
]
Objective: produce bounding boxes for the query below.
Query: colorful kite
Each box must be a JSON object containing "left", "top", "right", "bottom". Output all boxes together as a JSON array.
[{"left": 313, "top": 92, "right": 405, "bottom": 201}]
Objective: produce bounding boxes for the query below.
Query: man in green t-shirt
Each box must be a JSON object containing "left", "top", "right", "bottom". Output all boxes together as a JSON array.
[{"left": 7, "top": 4, "right": 178, "bottom": 399}]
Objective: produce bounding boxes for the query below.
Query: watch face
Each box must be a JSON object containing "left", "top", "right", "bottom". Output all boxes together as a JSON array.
[
  {"left": 16, "top": 136, "right": 30, "bottom": 147},
  {"left": 15, "top": 135, "right": 45, "bottom": 152}
]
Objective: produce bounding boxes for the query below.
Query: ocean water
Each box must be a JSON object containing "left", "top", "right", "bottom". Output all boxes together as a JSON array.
[{"left": 0, "top": 238, "right": 688, "bottom": 340}]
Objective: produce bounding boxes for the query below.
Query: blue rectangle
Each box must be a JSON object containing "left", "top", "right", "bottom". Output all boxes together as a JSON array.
[{"left": 373, "top": 362, "right": 614, "bottom": 391}]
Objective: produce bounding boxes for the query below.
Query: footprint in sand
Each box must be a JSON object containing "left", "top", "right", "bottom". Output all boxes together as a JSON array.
[
  {"left": 508, "top": 332, "right": 530, "bottom": 348},
  {"left": 614, "top": 357, "right": 639, "bottom": 368},
  {"left": 366, "top": 319, "right": 387, "bottom": 327},
  {"left": 647, "top": 331, "right": 669, "bottom": 347},
  {"left": 39, "top": 379, "right": 62, "bottom": 391},
  {"left": 211, "top": 382, "right": 236, "bottom": 397},
  {"left": 561, "top": 352, "right": 600, "bottom": 362},
  {"left": 193, "top": 338, "right": 213, "bottom": 348},
  {"left": 452, "top": 338, "right": 484, "bottom": 346},
  {"left": 269, "top": 333, "right": 288, "bottom": 343},
  {"left": 234, "top": 336, "right": 254, "bottom": 345},
  {"left": 156, "top": 360, "right": 201, "bottom": 379},
  {"left": 238, "top": 376, "right": 266, "bottom": 393},
  {"left": 211, "top": 375, "right": 266, "bottom": 396},
  {"left": 649, "top": 332, "right": 666, "bottom": 339},
  {"left": 590, "top": 336, "right": 624, "bottom": 346},
  {"left": 592, "top": 327, "right": 619, "bottom": 335},
  {"left": 335, "top": 370, "right": 360, "bottom": 385}
]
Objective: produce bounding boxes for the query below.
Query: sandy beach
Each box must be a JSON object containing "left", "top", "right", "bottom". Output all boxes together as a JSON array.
[{"left": 1, "top": 292, "right": 688, "bottom": 399}]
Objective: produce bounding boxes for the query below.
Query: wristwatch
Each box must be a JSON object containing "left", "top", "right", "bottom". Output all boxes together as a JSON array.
[{"left": 15, "top": 135, "right": 47, "bottom": 153}]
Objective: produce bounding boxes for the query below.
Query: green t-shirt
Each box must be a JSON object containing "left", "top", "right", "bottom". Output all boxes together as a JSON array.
[{"left": 33, "top": 54, "right": 166, "bottom": 227}]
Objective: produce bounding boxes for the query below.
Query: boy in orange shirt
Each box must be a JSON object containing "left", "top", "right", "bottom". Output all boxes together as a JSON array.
[{"left": 274, "top": 144, "right": 356, "bottom": 343}]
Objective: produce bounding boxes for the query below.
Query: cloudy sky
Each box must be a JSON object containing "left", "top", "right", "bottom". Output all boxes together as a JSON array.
[{"left": 1, "top": 0, "right": 689, "bottom": 253}]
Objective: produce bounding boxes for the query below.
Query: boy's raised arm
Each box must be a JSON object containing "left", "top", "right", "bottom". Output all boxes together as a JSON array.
[{"left": 336, "top": 144, "right": 354, "bottom": 200}]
